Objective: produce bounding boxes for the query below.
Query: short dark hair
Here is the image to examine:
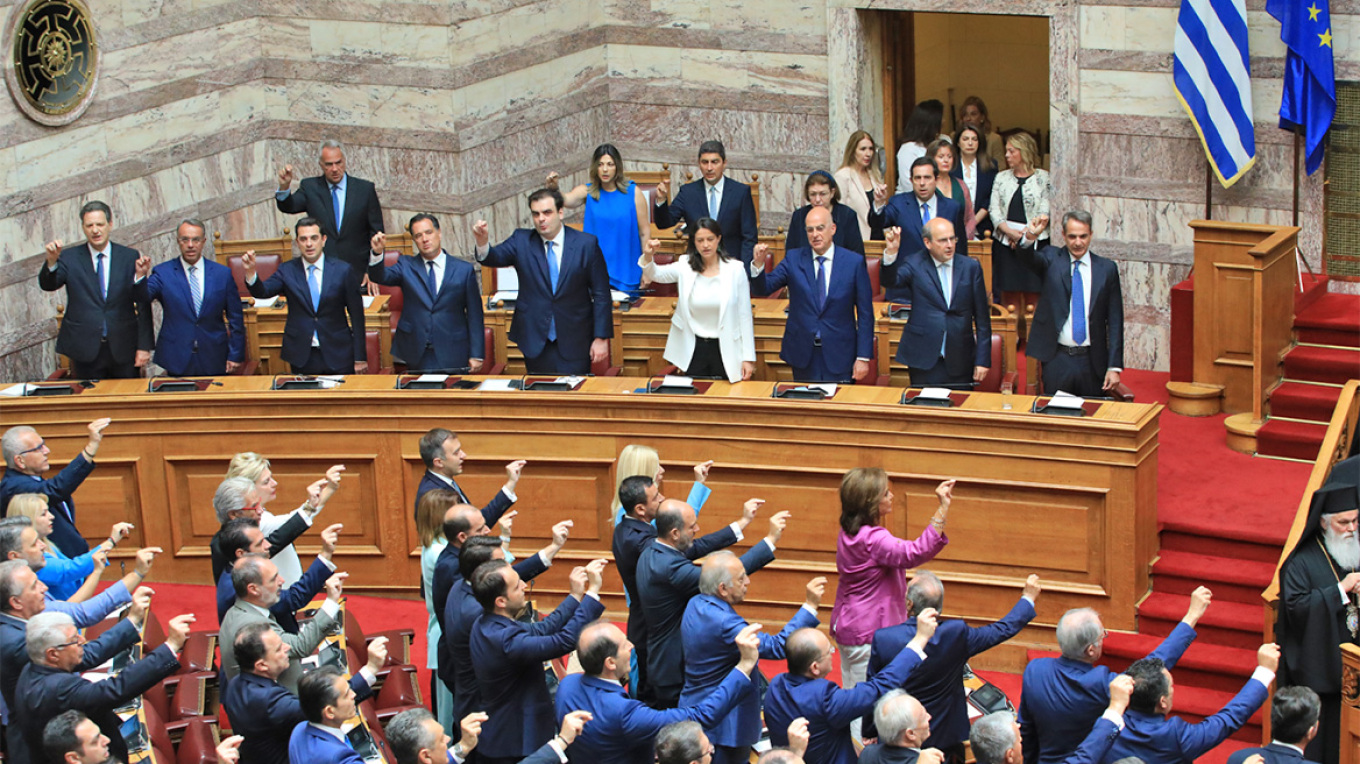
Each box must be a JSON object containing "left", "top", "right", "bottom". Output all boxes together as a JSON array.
[
  {"left": 387, "top": 707, "right": 441, "bottom": 764},
  {"left": 698, "top": 140, "right": 726, "bottom": 161},
  {"left": 1270, "top": 685, "right": 1321, "bottom": 744},
  {"left": 219, "top": 517, "right": 260, "bottom": 565},
  {"left": 231, "top": 554, "right": 270, "bottom": 598},
  {"left": 785, "top": 628, "right": 823, "bottom": 676},
  {"left": 43, "top": 709, "right": 91, "bottom": 762},
  {"left": 298, "top": 665, "right": 346, "bottom": 724},
  {"left": 233, "top": 622, "right": 273, "bottom": 674},
  {"left": 471, "top": 560, "right": 510, "bottom": 613},
  {"left": 0, "top": 522, "right": 31, "bottom": 560},
  {"left": 654, "top": 504, "right": 686, "bottom": 538},
  {"left": 79, "top": 200, "right": 112, "bottom": 224},
  {"left": 0, "top": 559, "right": 30, "bottom": 613},
  {"left": 655, "top": 721, "right": 704, "bottom": 764},
  {"left": 803, "top": 171, "right": 841, "bottom": 204},
  {"left": 1125, "top": 657, "right": 1170, "bottom": 714},
  {"left": 577, "top": 620, "right": 619, "bottom": 675},
  {"left": 419, "top": 428, "right": 457, "bottom": 469},
  {"left": 295, "top": 217, "right": 324, "bottom": 237},
  {"left": 618, "top": 475, "right": 654, "bottom": 518},
  {"left": 443, "top": 505, "right": 478, "bottom": 542},
  {"left": 528, "top": 188, "right": 565, "bottom": 211},
  {"left": 909, "top": 157, "right": 939, "bottom": 177},
  {"left": 408, "top": 213, "right": 440, "bottom": 232},
  {"left": 459, "top": 536, "right": 503, "bottom": 582}
]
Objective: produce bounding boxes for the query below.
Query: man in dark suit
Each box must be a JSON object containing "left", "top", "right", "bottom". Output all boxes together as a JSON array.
[
  {"left": 38, "top": 200, "right": 154, "bottom": 379},
  {"left": 1015, "top": 211, "right": 1124, "bottom": 398},
  {"left": 652, "top": 140, "right": 759, "bottom": 267},
  {"left": 414, "top": 428, "right": 523, "bottom": 522},
  {"left": 12, "top": 609, "right": 192, "bottom": 764},
  {"left": 969, "top": 677, "right": 1134, "bottom": 764},
  {"left": 287, "top": 666, "right": 382, "bottom": 764},
  {"left": 223, "top": 622, "right": 387, "bottom": 764},
  {"left": 241, "top": 217, "right": 367, "bottom": 374},
  {"left": 386, "top": 707, "right": 590, "bottom": 764},
  {"left": 1225, "top": 686, "right": 1321, "bottom": 764},
  {"left": 2, "top": 418, "right": 110, "bottom": 554},
  {"left": 1106, "top": 644, "right": 1278, "bottom": 763},
  {"left": 881, "top": 219, "right": 991, "bottom": 387},
  {"left": 637, "top": 499, "right": 784, "bottom": 709},
  {"left": 469, "top": 558, "right": 608, "bottom": 764},
  {"left": 556, "top": 620, "right": 761, "bottom": 764},
  {"left": 869, "top": 158, "right": 969, "bottom": 303},
  {"left": 858, "top": 691, "right": 943, "bottom": 764},
  {"left": 133, "top": 219, "right": 245, "bottom": 376},
  {"left": 214, "top": 518, "right": 340, "bottom": 632},
  {"left": 473, "top": 189, "right": 613, "bottom": 374},
  {"left": 368, "top": 214, "right": 485, "bottom": 372},
  {"left": 865, "top": 572, "right": 1039, "bottom": 762},
  {"left": 750, "top": 206, "right": 874, "bottom": 382},
  {"left": 41, "top": 710, "right": 117, "bottom": 764},
  {"left": 275, "top": 141, "right": 385, "bottom": 287},
  {"left": 763, "top": 611, "right": 938, "bottom": 764},
  {"left": 1018, "top": 587, "right": 1211, "bottom": 764}
]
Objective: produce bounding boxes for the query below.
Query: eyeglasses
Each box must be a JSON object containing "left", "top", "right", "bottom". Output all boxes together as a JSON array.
[
  {"left": 702, "top": 748, "right": 716, "bottom": 759},
  {"left": 53, "top": 634, "right": 85, "bottom": 650},
  {"left": 16, "top": 440, "right": 46, "bottom": 457}
]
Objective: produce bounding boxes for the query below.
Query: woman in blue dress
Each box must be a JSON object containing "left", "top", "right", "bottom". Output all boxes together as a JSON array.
[{"left": 548, "top": 144, "right": 650, "bottom": 297}]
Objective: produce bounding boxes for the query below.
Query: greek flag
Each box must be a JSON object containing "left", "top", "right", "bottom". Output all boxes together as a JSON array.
[{"left": 1174, "top": 0, "right": 1256, "bottom": 187}]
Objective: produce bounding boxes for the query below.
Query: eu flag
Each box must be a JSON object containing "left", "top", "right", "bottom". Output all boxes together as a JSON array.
[{"left": 1268, "top": 0, "right": 1336, "bottom": 174}]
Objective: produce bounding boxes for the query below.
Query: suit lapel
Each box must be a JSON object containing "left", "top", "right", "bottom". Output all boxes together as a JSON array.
[
  {"left": 1085, "top": 254, "right": 1105, "bottom": 312},
  {"left": 436, "top": 252, "right": 457, "bottom": 304},
  {"left": 950, "top": 256, "right": 964, "bottom": 308},
  {"left": 555, "top": 231, "right": 581, "bottom": 297},
  {"left": 294, "top": 259, "right": 318, "bottom": 316},
  {"left": 83, "top": 246, "right": 106, "bottom": 306},
  {"left": 800, "top": 250, "right": 821, "bottom": 314},
  {"left": 529, "top": 232, "right": 552, "bottom": 295},
  {"left": 716, "top": 260, "right": 732, "bottom": 327},
  {"left": 339, "top": 180, "right": 358, "bottom": 235}
]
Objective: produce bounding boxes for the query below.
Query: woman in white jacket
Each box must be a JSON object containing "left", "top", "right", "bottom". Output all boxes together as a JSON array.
[{"left": 640, "top": 218, "right": 757, "bottom": 382}]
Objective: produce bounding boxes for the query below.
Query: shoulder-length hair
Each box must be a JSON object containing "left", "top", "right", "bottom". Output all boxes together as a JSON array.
[
  {"left": 416, "top": 488, "right": 462, "bottom": 548},
  {"left": 954, "top": 123, "right": 997, "bottom": 172},
  {"left": 685, "top": 218, "right": 731, "bottom": 273},
  {"left": 839, "top": 467, "right": 889, "bottom": 536},
  {"left": 1007, "top": 132, "right": 1041, "bottom": 173},
  {"left": 902, "top": 100, "right": 944, "bottom": 147},
  {"left": 839, "top": 131, "right": 884, "bottom": 183},
  {"left": 588, "top": 144, "right": 630, "bottom": 202}
]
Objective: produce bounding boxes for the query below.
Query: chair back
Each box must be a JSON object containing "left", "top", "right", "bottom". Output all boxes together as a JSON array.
[
  {"left": 649, "top": 253, "right": 680, "bottom": 297},
  {"left": 176, "top": 717, "right": 221, "bottom": 764},
  {"left": 866, "top": 257, "right": 883, "bottom": 301},
  {"left": 376, "top": 250, "right": 404, "bottom": 331},
  {"left": 213, "top": 231, "right": 293, "bottom": 298}
]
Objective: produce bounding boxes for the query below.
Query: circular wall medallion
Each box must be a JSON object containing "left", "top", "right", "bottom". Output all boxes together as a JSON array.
[{"left": 4, "top": 0, "right": 100, "bottom": 126}]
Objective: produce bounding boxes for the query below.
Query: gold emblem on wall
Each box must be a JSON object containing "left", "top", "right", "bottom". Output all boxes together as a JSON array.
[{"left": 3, "top": 0, "right": 100, "bottom": 126}]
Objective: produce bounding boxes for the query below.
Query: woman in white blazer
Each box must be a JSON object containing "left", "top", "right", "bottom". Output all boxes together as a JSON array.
[
  {"left": 834, "top": 130, "right": 885, "bottom": 241},
  {"left": 640, "top": 218, "right": 756, "bottom": 382}
]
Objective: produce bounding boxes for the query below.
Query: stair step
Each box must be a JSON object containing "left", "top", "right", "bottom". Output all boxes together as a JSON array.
[
  {"left": 1152, "top": 550, "right": 1274, "bottom": 605},
  {"left": 1137, "top": 593, "right": 1265, "bottom": 651},
  {"left": 1100, "top": 634, "right": 1257, "bottom": 694},
  {"left": 1158, "top": 530, "right": 1285, "bottom": 564},
  {"left": 1269, "top": 381, "right": 1343, "bottom": 423},
  {"left": 1283, "top": 345, "right": 1360, "bottom": 386},
  {"left": 1295, "top": 293, "right": 1360, "bottom": 348},
  {"left": 1257, "top": 419, "right": 1328, "bottom": 462}
]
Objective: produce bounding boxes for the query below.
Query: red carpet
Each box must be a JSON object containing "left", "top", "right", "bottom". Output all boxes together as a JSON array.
[{"left": 1259, "top": 291, "right": 1360, "bottom": 459}]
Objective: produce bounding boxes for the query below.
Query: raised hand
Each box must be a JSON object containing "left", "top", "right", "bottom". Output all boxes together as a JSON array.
[
  {"left": 319, "top": 523, "right": 343, "bottom": 559},
  {"left": 165, "top": 614, "right": 196, "bottom": 652},
  {"left": 1023, "top": 574, "right": 1041, "bottom": 601},
  {"left": 325, "top": 464, "right": 345, "bottom": 486},
  {"left": 459, "top": 712, "right": 488, "bottom": 753},
  {"left": 786, "top": 718, "right": 810, "bottom": 759},
  {"left": 305, "top": 478, "right": 329, "bottom": 508},
  {"left": 654, "top": 178, "right": 670, "bottom": 202},
  {"left": 551, "top": 520, "right": 573, "bottom": 548},
  {"left": 277, "top": 164, "right": 295, "bottom": 191},
  {"left": 546, "top": 171, "right": 561, "bottom": 188},
  {"left": 909, "top": 607, "right": 939, "bottom": 648},
  {"left": 743, "top": 498, "right": 765, "bottom": 523},
  {"left": 805, "top": 576, "right": 827, "bottom": 609},
  {"left": 917, "top": 749, "right": 945, "bottom": 764},
  {"left": 135, "top": 255, "right": 152, "bottom": 279},
  {"left": 1183, "top": 586, "right": 1212, "bottom": 627},
  {"left": 934, "top": 479, "right": 956, "bottom": 513},
  {"left": 752, "top": 243, "right": 770, "bottom": 270},
  {"left": 559, "top": 710, "right": 592, "bottom": 745},
  {"left": 45, "top": 239, "right": 63, "bottom": 266},
  {"left": 765, "top": 510, "right": 791, "bottom": 544},
  {"left": 585, "top": 559, "right": 608, "bottom": 595},
  {"left": 884, "top": 226, "right": 901, "bottom": 256},
  {"left": 87, "top": 418, "right": 111, "bottom": 445},
  {"left": 642, "top": 238, "right": 662, "bottom": 265},
  {"left": 240, "top": 250, "right": 256, "bottom": 274},
  {"left": 323, "top": 571, "right": 348, "bottom": 601},
  {"left": 134, "top": 547, "right": 161, "bottom": 577},
  {"left": 1258, "top": 642, "right": 1280, "bottom": 672},
  {"left": 734, "top": 622, "right": 762, "bottom": 672},
  {"left": 569, "top": 566, "right": 588, "bottom": 598},
  {"left": 693, "top": 460, "right": 714, "bottom": 483},
  {"left": 873, "top": 183, "right": 890, "bottom": 206},
  {"left": 370, "top": 231, "right": 386, "bottom": 254},
  {"left": 473, "top": 220, "right": 490, "bottom": 248},
  {"left": 504, "top": 459, "right": 526, "bottom": 488},
  {"left": 128, "top": 586, "right": 154, "bottom": 626},
  {"left": 365, "top": 635, "right": 389, "bottom": 673},
  {"left": 109, "top": 522, "right": 135, "bottom": 544},
  {"left": 216, "top": 735, "right": 244, "bottom": 764},
  {"left": 1107, "top": 674, "right": 1134, "bottom": 714}
]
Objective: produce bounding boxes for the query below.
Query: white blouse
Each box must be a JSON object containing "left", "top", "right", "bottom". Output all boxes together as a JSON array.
[{"left": 688, "top": 274, "right": 724, "bottom": 338}]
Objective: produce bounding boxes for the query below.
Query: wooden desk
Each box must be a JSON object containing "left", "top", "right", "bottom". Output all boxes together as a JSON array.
[
  {"left": 247, "top": 295, "right": 392, "bottom": 375},
  {"left": 0, "top": 377, "right": 1160, "bottom": 670}
]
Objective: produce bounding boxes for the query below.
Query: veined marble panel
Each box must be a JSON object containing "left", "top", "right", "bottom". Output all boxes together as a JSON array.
[
  {"left": 99, "top": 18, "right": 259, "bottom": 97},
  {"left": 1080, "top": 69, "right": 1286, "bottom": 123}
]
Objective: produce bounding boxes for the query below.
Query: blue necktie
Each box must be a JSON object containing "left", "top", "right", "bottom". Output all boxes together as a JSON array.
[
  {"left": 331, "top": 185, "right": 342, "bottom": 231},
  {"left": 709, "top": 186, "right": 719, "bottom": 218},
  {"left": 426, "top": 259, "right": 439, "bottom": 297},
  {"left": 815, "top": 255, "right": 827, "bottom": 313},
  {"left": 939, "top": 262, "right": 951, "bottom": 356},
  {"left": 188, "top": 264, "right": 202, "bottom": 317},
  {"left": 308, "top": 264, "right": 321, "bottom": 312},
  {"left": 96, "top": 253, "right": 107, "bottom": 336},
  {"left": 546, "top": 241, "right": 558, "bottom": 341},
  {"left": 920, "top": 202, "right": 930, "bottom": 226},
  {"left": 1072, "top": 261, "right": 1087, "bottom": 345}
]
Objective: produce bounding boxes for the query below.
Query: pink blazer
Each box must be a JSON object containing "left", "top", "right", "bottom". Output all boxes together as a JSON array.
[{"left": 829, "top": 524, "right": 948, "bottom": 646}]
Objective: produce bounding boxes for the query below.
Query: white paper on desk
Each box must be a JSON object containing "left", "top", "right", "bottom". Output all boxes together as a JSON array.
[
  {"left": 1048, "top": 390, "right": 1085, "bottom": 408},
  {"left": 415, "top": 374, "right": 449, "bottom": 384},
  {"left": 253, "top": 296, "right": 279, "bottom": 308},
  {"left": 479, "top": 379, "right": 517, "bottom": 391},
  {"left": 662, "top": 375, "right": 694, "bottom": 388},
  {"left": 917, "top": 387, "right": 952, "bottom": 400},
  {"left": 362, "top": 296, "right": 375, "bottom": 309},
  {"left": 611, "top": 290, "right": 631, "bottom": 302},
  {"left": 316, "top": 376, "right": 344, "bottom": 389},
  {"left": 0, "top": 384, "right": 33, "bottom": 397},
  {"left": 554, "top": 376, "right": 585, "bottom": 386},
  {"left": 490, "top": 290, "right": 518, "bottom": 305},
  {"left": 496, "top": 267, "right": 519, "bottom": 290},
  {"left": 805, "top": 383, "right": 837, "bottom": 396}
]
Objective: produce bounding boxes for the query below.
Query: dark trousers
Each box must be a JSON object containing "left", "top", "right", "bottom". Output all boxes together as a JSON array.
[
  {"left": 684, "top": 338, "right": 726, "bottom": 379},
  {"left": 1040, "top": 347, "right": 1101, "bottom": 397},
  {"left": 908, "top": 357, "right": 968, "bottom": 387},
  {"left": 409, "top": 345, "right": 466, "bottom": 374},
  {"left": 525, "top": 340, "right": 589, "bottom": 375},
  {"left": 290, "top": 346, "right": 344, "bottom": 375},
  {"left": 791, "top": 346, "right": 850, "bottom": 383},
  {"left": 712, "top": 745, "right": 751, "bottom": 764},
  {"left": 163, "top": 348, "right": 227, "bottom": 377},
  {"left": 1307, "top": 692, "right": 1341, "bottom": 764},
  {"left": 72, "top": 339, "right": 138, "bottom": 379}
]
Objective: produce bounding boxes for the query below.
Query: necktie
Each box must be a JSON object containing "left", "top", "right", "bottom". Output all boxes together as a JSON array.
[
  {"left": 709, "top": 186, "right": 719, "bottom": 218},
  {"left": 426, "top": 259, "right": 439, "bottom": 297},
  {"left": 940, "top": 262, "right": 951, "bottom": 307},
  {"left": 331, "top": 185, "right": 342, "bottom": 231},
  {"left": 308, "top": 264, "right": 321, "bottom": 312},
  {"left": 1072, "top": 261, "right": 1087, "bottom": 344},
  {"left": 546, "top": 241, "right": 558, "bottom": 341},
  {"left": 920, "top": 202, "right": 930, "bottom": 226},
  {"left": 96, "top": 253, "right": 107, "bottom": 336},
  {"left": 189, "top": 264, "right": 202, "bottom": 316},
  {"left": 815, "top": 255, "right": 828, "bottom": 313}
]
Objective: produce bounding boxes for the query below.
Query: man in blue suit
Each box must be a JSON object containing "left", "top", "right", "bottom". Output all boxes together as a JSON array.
[
  {"left": 1225, "top": 686, "right": 1321, "bottom": 764},
  {"left": 750, "top": 206, "right": 873, "bottom": 382},
  {"left": 1018, "top": 586, "right": 1212, "bottom": 764},
  {"left": 556, "top": 620, "right": 761, "bottom": 764},
  {"left": 858, "top": 690, "right": 943, "bottom": 764},
  {"left": 865, "top": 572, "right": 1038, "bottom": 761},
  {"left": 275, "top": 141, "right": 386, "bottom": 284},
  {"left": 969, "top": 676, "right": 1135, "bottom": 764},
  {"left": 473, "top": 189, "right": 613, "bottom": 374},
  {"left": 881, "top": 220, "right": 991, "bottom": 387},
  {"left": 1106, "top": 644, "right": 1276, "bottom": 764},
  {"left": 470, "top": 558, "right": 608, "bottom": 764},
  {"left": 213, "top": 518, "right": 341, "bottom": 632},
  {"left": 638, "top": 499, "right": 784, "bottom": 708},
  {"left": 652, "top": 140, "right": 759, "bottom": 267},
  {"left": 224, "top": 623, "right": 388, "bottom": 764},
  {"left": 414, "top": 428, "right": 523, "bottom": 523},
  {"left": 386, "top": 707, "right": 590, "bottom": 764},
  {"left": 133, "top": 219, "right": 245, "bottom": 376},
  {"left": 241, "top": 217, "right": 367, "bottom": 374},
  {"left": 287, "top": 665, "right": 388, "bottom": 764},
  {"left": 2, "top": 418, "right": 111, "bottom": 554},
  {"left": 368, "top": 214, "right": 485, "bottom": 372},
  {"left": 869, "top": 158, "right": 969, "bottom": 304},
  {"left": 763, "top": 610, "right": 939, "bottom": 764},
  {"left": 681, "top": 555, "right": 824, "bottom": 764},
  {"left": 38, "top": 200, "right": 154, "bottom": 379}
]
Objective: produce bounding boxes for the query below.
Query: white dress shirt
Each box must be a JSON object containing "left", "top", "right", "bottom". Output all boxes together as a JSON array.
[
  {"left": 183, "top": 257, "right": 206, "bottom": 301},
  {"left": 371, "top": 249, "right": 447, "bottom": 295},
  {"left": 1057, "top": 254, "right": 1121, "bottom": 373},
  {"left": 704, "top": 177, "right": 725, "bottom": 218},
  {"left": 688, "top": 274, "right": 724, "bottom": 338}
]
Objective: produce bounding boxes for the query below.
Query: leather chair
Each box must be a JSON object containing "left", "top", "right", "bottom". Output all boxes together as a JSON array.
[
  {"left": 976, "top": 334, "right": 1018, "bottom": 393},
  {"left": 175, "top": 717, "right": 222, "bottom": 764},
  {"left": 142, "top": 700, "right": 179, "bottom": 763},
  {"left": 365, "top": 330, "right": 393, "bottom": 375},
  {"left": 344, "top": 613, "right": 415, "bottom": 670},
  {"left": 866, "top": 257, "right": 884, "bottom": 301},
  {"left": 373, "top": 665, "right": 426, "bottom": 725},
  {"left": 375, "top": 250, "right": 404, "bottom": 332},
  {"left": 227, "top": 254, "right": 282, "bottom": 299},
  {"left": 482, "top": 326, "right": 506, "bottom": 375}
]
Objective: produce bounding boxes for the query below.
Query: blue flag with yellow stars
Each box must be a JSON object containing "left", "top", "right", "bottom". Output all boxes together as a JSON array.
[{"left": 1268, "top": 0, "right": 1336, "bottom": 174}]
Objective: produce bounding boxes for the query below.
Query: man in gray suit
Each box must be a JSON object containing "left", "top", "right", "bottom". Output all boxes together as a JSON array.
[{"left": 218, "top": 554, "right": 345, "bottom": 692}]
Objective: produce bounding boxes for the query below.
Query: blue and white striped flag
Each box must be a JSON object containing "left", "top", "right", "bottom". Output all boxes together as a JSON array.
[{"left": 1174, "top": 0, "right": 1256, "bottom": 187}]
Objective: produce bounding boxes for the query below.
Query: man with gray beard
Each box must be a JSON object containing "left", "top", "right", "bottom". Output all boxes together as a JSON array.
[{"left": 1276, "top": 454, "right": 1360, "bottom": 764}]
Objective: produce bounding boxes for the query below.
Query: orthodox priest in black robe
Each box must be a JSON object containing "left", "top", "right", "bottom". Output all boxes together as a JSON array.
[{"left": 1277, "top": 454, "right": 1360, "bottom": 764}]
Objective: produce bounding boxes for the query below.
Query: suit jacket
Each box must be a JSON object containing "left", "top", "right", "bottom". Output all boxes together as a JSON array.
[
  {"left": 833, "top": 166, "right": 882, "bottom": 241},
  {"left": 952, "top": 165, "right": 997, "bottom": 237},
  {"left": 1017, "top": 246, "right": 1125, "bottom": 375},
  {"left": 37, "top": 242, "right": 153, "bottom": 365},
  {"left": 1225, "top": 742, "right": 1314, "bottom": 764},
  {"left": 1104, "top": 678, "right": 1268, "bottom": 763},
  {"left": 750, "top": 245, "right": 874, "bottom": 376},
  {"left": 641, "top": 255, "right": 755, "bottom": 382},
  {"left": 680, "top": 595, "right": 819, "bottom": 746},
  {"left": 637, "top": 539, "right": 775, "bottom": 702},
  {"left": 216, "top": 554, "right": 331, "bottom": 631},
  {"left": 209, "top": 510, "right": 310, "bottom": 584},
  {"left": 784, "top": 204, "right": 865, "bottom": 255},
  {"left": 555, "top": 669, "right": 754, "bottom": 764},
  {"left": 218, "top": 598, "right": 338, "bottom": 693},
  {"left": 764, "top": 645, "right": 925, "bottom": 764},
  {"left": 223, "top": 670, "right": 373, "bottom": 764},
  {"left": 469, "top": 594, "right": 605, "bottom": 758},
  {"left": 414, "top": 470, "right": 515, "bottom": 525},
  {"left": 1019, "top": 622, "right": 1197, "bottom": 764},
  {"left": 134, "top": 257, "right": 245, "bottom": 375},
  {"left": 886, "top": 252, "right": 991, "bottom": 374},
  {"left": 42, "top": 581, "right": 131, "bottom": 627},
  {"left": 1, "top": 452, "right": 95, "bottom": 554},
  {"left": 0, "top": 613, "right": 139, "bottom": 727},
  {"left": 858, "top": 744, "right": 923, "bottom": 764},
  {"left": 654, "top": 177, "right": 759, "bottom": 266},
  {"left": 368, "top": 251, "right": 485, "bottom": 370},
  {"left": 276, "top": 174, "right": 385, "bottom": 273},
  {"left": 287, "top": 722, "right": 366, "bottom": 764},
  {"left": 477, "top": 227, "right": 613, "bottom": 361},
  {"left": 13, "top": 643, "right": 179, "bottom": 764},
  {"left": 869, "top": 193, "right": 969, "bottom": 303},
  {"left": 246, "top": 255, "right": 366, "bottom": 370},
  {"left": 428, "top": 486, "right": 521, "bottom": 632},
  {"left": 864, "top": 596, "right": 1035, "bottom": 747}
]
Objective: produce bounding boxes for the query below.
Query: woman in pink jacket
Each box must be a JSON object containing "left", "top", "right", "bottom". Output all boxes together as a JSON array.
[{"left": 830, "top": 469, "right": 954, "bottom": 739}]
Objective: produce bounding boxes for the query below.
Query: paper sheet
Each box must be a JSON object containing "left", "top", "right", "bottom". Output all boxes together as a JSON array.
[
  {"left": 479, "top": 379, "right": 517, "bottom": 391},
  {"left": 917, "top": 387, "right": 952, "bottom": 400}
]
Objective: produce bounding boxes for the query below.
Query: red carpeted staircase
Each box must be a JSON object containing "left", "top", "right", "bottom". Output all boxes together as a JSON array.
[{"left": 1258, "top": 291, "right": 1360, "bottom": 460}]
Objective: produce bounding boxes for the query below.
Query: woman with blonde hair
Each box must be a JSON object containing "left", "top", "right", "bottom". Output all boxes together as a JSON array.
[
  {"left": 225, "top": 452, "right": 343, "bottom": 586},
  {"left": 416, "top": 487, "right": 463, "bottom": 734},
  {"left": 7, "top": 492, "right": 133, "bottom": 601},
  {"left": 835, "top": 131, "right": 886, "bottom": 241},
  {"left": 989, "top": 132, "right": 1050, "bottom": 314},
  {"left": 610, "top": 445, "right": 713, "bottom": 527},
  {"left": 831, "top": 469, "right": 955, "bottom": 741}
]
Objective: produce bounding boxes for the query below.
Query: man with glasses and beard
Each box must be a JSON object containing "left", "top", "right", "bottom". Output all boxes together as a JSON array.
[{"left": 1277, "top": 454, "right": 1360, "bottom": 764}]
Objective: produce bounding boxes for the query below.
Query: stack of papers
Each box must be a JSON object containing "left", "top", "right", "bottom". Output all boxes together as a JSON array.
[
  {"left": 478, "top": 379, "right": 517, "bottom": 391},
  {"left": 611, "top": 290, "right": 632, "bottom": 302},
  {"left": 0, "top": 384, "right": 35, "bottom": 397},
  {"left": 551, "top": 376, "right": 585, "bottom": 386},
  {"left": 362, "top": 296, "right": 375, "bottom": 309},
  {"left": 414, "top": 374, "right": 449, "bottom": 384},
  {"left": 917, "top": 387, "right": 952, "bottom": 400},
  {"left": 489, "top": 290, "right": 517, "bottom": 305},
  {"left": 1048, "top": 390, "right": 1085, "bottom": 408},
  {"left": 316, "top": 376, "right": 344, "bottom": 389},
  {"left": 800, "top": 383, "right": 837, "bottom": 396},
  {"left": 253, "top": 296, "right": 280, "bottom": 308},
  {"left": 661, "top": 375, "right": 694, "bottom": 388}
]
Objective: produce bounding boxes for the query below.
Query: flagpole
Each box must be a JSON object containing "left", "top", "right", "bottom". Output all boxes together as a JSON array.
[
  {"left": 1205, "top": 161, "right": 1213, "bottom": 220},
  {"left": 1293, "top": 130, "right": 1302, "bottom": 226}
]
